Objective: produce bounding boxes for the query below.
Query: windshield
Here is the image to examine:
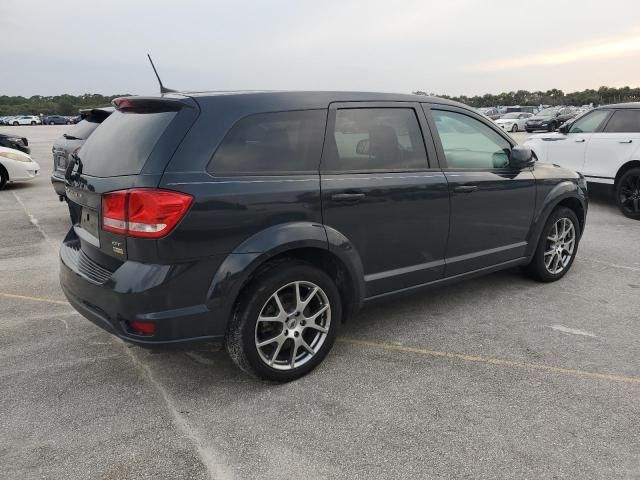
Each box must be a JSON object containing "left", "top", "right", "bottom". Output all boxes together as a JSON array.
[
  {"left": 65, "top": 119, "right": 101, "bottom": 140},
  {"left": 501, "top": 113, "right": 520, "bottom": 119},
  {"left": 537, "top": 108, "right": 557, "bottom": 117}
]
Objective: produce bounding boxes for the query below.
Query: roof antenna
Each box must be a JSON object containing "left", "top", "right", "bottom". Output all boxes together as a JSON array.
[{"left": 147, "top": 53, "right": 176, "bottom": 95}]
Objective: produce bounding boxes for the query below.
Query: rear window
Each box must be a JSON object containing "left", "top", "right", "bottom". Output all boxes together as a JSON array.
[
  {"left": 78, "top": 110, "right": 177, "bottom": 177},
  {"left": 208, "top": 110, "right": 326, "bottom": 175},
  {"left": 66, "top": 119, "right": 101, "bottom": 140}
]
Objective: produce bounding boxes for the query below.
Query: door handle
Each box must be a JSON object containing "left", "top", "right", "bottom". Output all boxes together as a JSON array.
[
  {"left": 331, "top": 192, "right": 366, "bottom": 202},
  {"left": 619, "top": 140, "right": 633, "bottom": 143},
  {"left": 453, "top": 185, "right": 479, "bottom": 194},
  {"left": 575, "top": 139, "right": 585, "bottom": 143}
]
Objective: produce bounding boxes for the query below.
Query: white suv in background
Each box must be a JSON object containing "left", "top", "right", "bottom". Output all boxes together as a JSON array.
[
  {"left": 525, "top": 103, "right": 640, "bottom": 219},
  {"left": 11, "top": 115, "right": 42, "bottom": 126}
]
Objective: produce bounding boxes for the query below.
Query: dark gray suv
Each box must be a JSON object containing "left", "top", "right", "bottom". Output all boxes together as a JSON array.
[{"left": 60, "top": 92, "right": 588, "bottom": 381}]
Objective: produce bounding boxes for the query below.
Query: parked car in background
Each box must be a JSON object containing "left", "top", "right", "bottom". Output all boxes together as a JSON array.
[
  {"left": 477, "top": 107, "right": 502, "bottom": 120},
  {"left": 0, "top": 146, "right": 40, "bottom": 189},
  {"left": 10, "top": 115, "right": 42, "bottom": 126},
  {"left": 504, "top": 106, "right": 539, "bottom": 114},
  {"left": 59, "top": 91, "right": 587, "bottom": 382},
  {"left": 68, "top": 115, "right": 82, "bottom": 124},
  {"left": 51, "top": 107, "right": 113, "bottom": 198},
  {"left": 0, "top": 133, "right": 30, "bottom": 154},
  {"left": 525, "top": 107, "right": 579, "bottom": 132},
  {"left": 45, "top": 115, "right": 71, "bottom": 125},
  {"left": 525, "top": 102, "right": 640, "bottom": 219},
  {"left": 495, "top": 112, "right": 534, "bottom": 132}
]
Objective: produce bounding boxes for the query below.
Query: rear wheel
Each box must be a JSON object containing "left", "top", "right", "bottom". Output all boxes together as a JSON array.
[
  {"left": 526, "top": 207, "right": 580, "bottom": 282},
  {"left": 226, "top": 260, "right": 341, "bottom": 382},
  {"left": 30, "top": 121, "right": 36, "bottom": 125},
  {"left": 0, "top": 168, "right": 7, "bottom": 190},
  {"left": 616, "top": 167, "right": 640, "bottom": 219},
  {"left": 12, "top": 122, "right": 18, "bottom": 126},
  {"left": 49, "top": 121, "right": 55, "bottom": 125}
]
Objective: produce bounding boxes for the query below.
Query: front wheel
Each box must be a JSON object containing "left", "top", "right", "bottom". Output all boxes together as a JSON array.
[
  {"left": 12, "top": 122, "right": 18, "bottom": 126},
  {"left": 526, "top": 207, "right": 580, "bottom": 282},
  {"left": 49, "top": 121, "right": 55, "bottom": 125},
  {"left": 0, "top": 168, "right": 7, "bottom": 190},
  {"left": 511, "top": 124, "right": 518, "bottom": 132},
  {"left": 226, "top": 260, "right": 341, "bottom": 382},
  {"left": 30, "top": 121, "right": 36, "bottom": 125},
  {"left": 616, "top": 167, "right": 640, "bottom": 220}
]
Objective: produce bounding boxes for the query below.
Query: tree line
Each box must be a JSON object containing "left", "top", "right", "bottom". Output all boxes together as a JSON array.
[
  {"left": 0, "top": 94, "right": 129, "bottom": 116},
  {"left": 1, "top": 86, "right": 638, "bottom": 116},
  {"left": 412, "top": 86, "right": 640, "bottom": 108}
]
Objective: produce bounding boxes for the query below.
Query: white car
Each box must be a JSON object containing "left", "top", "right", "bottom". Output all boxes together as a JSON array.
[
  {"left": 0, "top": 146, "right": 40, "bottom": 189},
  {"left": 525, "top": 103, "right": 640, "bottom": 219},
  {"left": 10, "top": 115, "right": 42, "bottom": 126},
  {"left": 495, "top": 112, "right": 534, "bottom": 133}
]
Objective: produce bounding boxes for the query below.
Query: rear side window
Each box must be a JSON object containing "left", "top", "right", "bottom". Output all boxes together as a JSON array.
[
  {"left": 603, "top": 110, "right": 640, "bottom": 133},
  {"left": 78, "top": 110, "right": 177, "bottom": 177},
  {"left": 208, "top": 110, "right": 326, "bottom": 175},
  {"left": 323, "top": 108, "right": 428, "bottom": 172}
]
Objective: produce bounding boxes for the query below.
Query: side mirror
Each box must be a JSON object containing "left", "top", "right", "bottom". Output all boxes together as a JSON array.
[
  {"left": 558, "top": 123, "right": 570, "bottom": 134},
  {"left": 356, "top": 139, "right": 369, "bottom": 155},
  {"left": 509, "top": 146, "right": 534, "bottom": 169}
]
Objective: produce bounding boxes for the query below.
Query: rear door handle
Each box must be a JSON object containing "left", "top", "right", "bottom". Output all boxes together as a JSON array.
[
  {"left": 453, "top": 185, "right": 479, "bottom": 194},
  {"left": 331, "top": 192, "right": 366, "bottom": 202},
  {"left": 619, "top": 140, "right": 633, "bottom": 143},
  {"left": 575, "top": 139, "right": 586, "bottom": 143}
]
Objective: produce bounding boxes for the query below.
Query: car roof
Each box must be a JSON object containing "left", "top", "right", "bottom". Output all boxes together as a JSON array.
[
  {"left": 170, "top": 90, "right": 468, "bottom": 110},
  {"left": 595, "top": 102, "right": 640, "bottom": 110}
]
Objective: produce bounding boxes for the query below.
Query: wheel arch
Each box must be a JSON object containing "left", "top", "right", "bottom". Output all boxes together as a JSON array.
[
  {"left": 0, "top": 163, "right": 9, "bottom": 184},
  {"left": 206, "top": 222, "right": 365, "bottom": 329},
  {"left": 526, "top": 182, "right": 587, "bottom": 259},
  {"left": 614, "top": 160, "right": 640, "bottom": 187}
]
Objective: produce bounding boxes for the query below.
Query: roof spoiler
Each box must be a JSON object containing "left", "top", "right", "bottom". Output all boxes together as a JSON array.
[{"left": 112, "top": 96, "right": 193, "bottom": 113}]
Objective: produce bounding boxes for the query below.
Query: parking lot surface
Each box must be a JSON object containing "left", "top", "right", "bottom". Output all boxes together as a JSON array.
[{"left": 1, "top": 126, "right": 639, "bottom": 479}]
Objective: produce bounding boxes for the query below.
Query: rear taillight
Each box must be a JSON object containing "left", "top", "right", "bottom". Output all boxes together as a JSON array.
[{"left": 102, "top": 189, "right": 192, "bottom": 239}]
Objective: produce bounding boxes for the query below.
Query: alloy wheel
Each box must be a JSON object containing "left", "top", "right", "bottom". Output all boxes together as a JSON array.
[
  {"left": 254, "top": 281, "right": 331, "bottom": 371},
  {"left": 544, "top": 218, "right": 576, "bottom": 274},
  {"left": 618, "top": 174, "right": 640, "bottom": 215}
]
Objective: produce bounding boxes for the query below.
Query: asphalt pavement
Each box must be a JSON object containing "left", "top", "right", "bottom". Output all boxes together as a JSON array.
[{"left": 1, "top": 125, "right": 639, "bottom": 479}]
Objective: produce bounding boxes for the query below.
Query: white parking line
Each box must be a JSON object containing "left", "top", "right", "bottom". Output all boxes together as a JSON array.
[{"left": 549, "top": 325, "right": 597, "bottom": 338}]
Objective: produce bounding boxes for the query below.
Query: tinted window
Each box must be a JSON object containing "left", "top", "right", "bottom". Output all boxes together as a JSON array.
[
  {"left": 66, "top": 119, "right": 101, "bottom": 140},
  {"left": 79, "top": 110, "right": 177, "bottom": 177},
  {"left": 432, "top": 110, "right": 511, "bottom": 169},
  {"left": 603, "top": 110, "right": 640, "bottom": 133},
  {"left": 569, "top": 110, "right": 609, "bottom": 133},
  {"left": 209, "top": 110, "right": 326, "bottom": 175},
  {"left": 323, "top": 108, "right": 427, "bottom": 172}
]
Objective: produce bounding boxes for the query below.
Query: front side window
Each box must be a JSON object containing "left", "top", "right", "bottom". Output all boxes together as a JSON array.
[
  {"left": 569, "top": 110, "right": 610, "bottom": 134},
  {"left": 603, "top": 110, "right": 640, "bottom": 133},
  {"left": 431, "top": 110, "right": 511, "bottom": 169},
  {"left": 323, "top": 108, "right": 428, "bottom": 172},
  {"left": 209, "top": 110, "right": 326, "bottom": 175}
]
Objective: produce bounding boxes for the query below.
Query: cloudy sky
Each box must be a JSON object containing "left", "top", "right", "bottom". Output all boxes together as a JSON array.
[{"left": 2, "top": 0, "right": 640, "bottom": 97}]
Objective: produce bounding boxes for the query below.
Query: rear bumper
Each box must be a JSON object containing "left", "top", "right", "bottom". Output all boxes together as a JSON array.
[
  {"left": 59, "top": 234, "right": 227, "bottom": 347},
  {"left": 51, "top": 173, "right": 66, "bottom": 196}
]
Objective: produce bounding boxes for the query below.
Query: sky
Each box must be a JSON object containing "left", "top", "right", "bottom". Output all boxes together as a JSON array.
[{"left": 2, "top": 0, "right": 640, "bottom": 97}]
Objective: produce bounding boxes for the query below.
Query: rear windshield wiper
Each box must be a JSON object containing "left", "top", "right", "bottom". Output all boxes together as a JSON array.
[{"left": 63, "top": 133, "right": 82, "bottom": 140}]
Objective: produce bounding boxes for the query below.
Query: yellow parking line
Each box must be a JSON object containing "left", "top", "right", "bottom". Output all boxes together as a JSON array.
[
  {"left": 0, "top": 292, "right": 68, "bottom": 306},
  {"left": 338, "top": 337, "right": 640, "bottom": 385}
]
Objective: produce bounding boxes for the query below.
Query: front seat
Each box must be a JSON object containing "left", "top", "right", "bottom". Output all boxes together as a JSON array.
[{"left": 368, "top": 125, "right": 399, "bottom": 168}]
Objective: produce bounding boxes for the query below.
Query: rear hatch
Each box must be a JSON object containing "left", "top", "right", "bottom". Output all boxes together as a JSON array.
[{"left": 64, "top": 96, "right": 199, "bottom": 271}]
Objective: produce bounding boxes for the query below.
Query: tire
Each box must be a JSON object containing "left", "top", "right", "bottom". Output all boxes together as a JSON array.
[
  {"left": 0, "top": 167, "right": 7, "bottom": 190},
  {"left": 12, "top": 122, "right": 18, "bottom": 126},
  {"left": 511, "top": 124, "right": 518, "bottom": 133},
  {"left": 526, "top": 206, "right": 580, "bottom": 282},
  {"left": 30, "top": 121, "right": 36, "bottom": 125},
  {"left": 616, "top": 167, "right": 640, "bottom": 220},
  {"left": 49, "top": 121, "right": 55, "bottom": 125},
  {"left": 226, "top": 260, "right": 341, "bottom": 382},
  {"left": 525, "top": 129, "right": 532, "bottom": 133}
]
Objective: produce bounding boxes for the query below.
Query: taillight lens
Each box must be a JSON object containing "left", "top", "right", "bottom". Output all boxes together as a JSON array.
[{"left": 102, "top": 189, "right": 192, "bottom": 239}]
